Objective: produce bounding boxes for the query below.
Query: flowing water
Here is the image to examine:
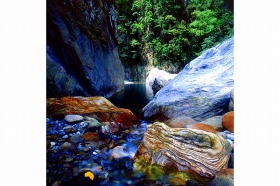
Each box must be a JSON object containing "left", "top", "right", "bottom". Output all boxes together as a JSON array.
[{"left": 47, "top": 82, "right": 160, "bottom": 186}]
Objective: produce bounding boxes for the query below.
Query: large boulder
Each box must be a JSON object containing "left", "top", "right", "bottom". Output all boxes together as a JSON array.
[
  {"left": 133, "top": 122, "right": 231, "bottom": 184},
  {"left": 228, "top": 89, "right": 234, "bottom": 111},
  {"left": 146, "top": 68, "right": 177, "bottom": 94},
  {"left": 47, "top": 96, "right": 139, "bottom": 128},
  {"left": 47, "top": 0, "right": 124, "bottom": 97},
  {"left": 143, "top": 37, "right": 234, "bottom": 122}
]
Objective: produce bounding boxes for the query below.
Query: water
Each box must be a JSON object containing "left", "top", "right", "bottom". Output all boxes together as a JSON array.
[
  {"left": 108, "top": 81, "right": 154, "bottom": 117},
  {"left": 47, "top": 83, "right": 159, "bottom": 185}
]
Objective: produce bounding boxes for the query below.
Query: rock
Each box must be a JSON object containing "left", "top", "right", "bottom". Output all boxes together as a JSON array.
[
  {"left": 226, "top": 134, "right": 234, "bottom": 141},
  {"left": 63, "top": 126, "right": 72, "bottom": 133},
  {"left": 82, "top": 147, "right": 90, "bottom": 152},
  {"left": 143, "top": 37, "right": 234, "bottom": 122},
  {"left": 47, "top": 96, "right": 139, "bottom": 128},
  {"left": 84, "top": 116, "right": 101, "bottom": 130},
  {"left": 64, "top": 115, "right": 84, "bottom": 123},
  {"left": 79, "top": 122, "right": 88, "bottom": 128},
  {"left": 206, "top": 169, "right": 234, "bottom": 186},
  {"left": 201, "top": 116, "right": 223, "bottom": 131},
  {"left": 168, "top": 177, "right": 186, "bottom": 186},
  {"left": 47, "top": 0, "right": 124, "bottom": 97},
  {"left": 59, "top": 142, "right": 76, "bottom": 152},
  {"left": 64, "top": 158, "right": 74, "bottom": 163},
  {"left": 98, "top": 171, "right": 109, "bottom": 180},
  {"left": 188, "top": 123, "right": 217, "bottom": 134},
  {"left": 146, "top": 68, "right": 177, "bottom": 94},
  {"left": 133, "top": 122, "right": 231, "bottom": 184},
  {"left": 51, "top": 180, "right": 61, "bottom": 186},
  {"left": 222, "top": 112, "right": 234, "bottom": 133},
  {"left": 68, "top": 134, "right": 83, "bottom": 144},
  {"left": 186, "top": 180, "right": 198, "bottom": 186},
  {"left": 165, "top": 116, "right": 197, "bottom": 128},
  {"left": 228, "top": 89, "right": 234, "bottom": 111},
  {"left": 47, "top": 140, "right": 51, "bottom": 149},
  {"left": 62, "top": 135, "right": 68, "bottom": 139},
  {"left": 107, "top": 122, "right": 120, "bottom": 134},
  {"left": 82, "top": 132, "right": 99, "bottom": 141},
  {"left": 111, "top": 146, "right": 131, "bottom": 159}
]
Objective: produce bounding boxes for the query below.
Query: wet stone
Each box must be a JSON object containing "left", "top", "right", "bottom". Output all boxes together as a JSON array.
[
  {"left": 68, "top": 134, "right": 83, "bottom": 144},
  {"left": 63, "top": 126, "right": 72, "bottom": 133},
  {"left": 64, "top": 158, "right": 74, "bottom": 163},
  {"left": 82, "top": 147, "right": 90, "bottom": 152},
  {"left": 59, "top": 142, "right": 76, "bottom": 152},
  {"left": 64, "top": 115, "right": 84, "bottom": 123},
  {"left": 98, "top": 171, "right": 109, "bottom": 179}
]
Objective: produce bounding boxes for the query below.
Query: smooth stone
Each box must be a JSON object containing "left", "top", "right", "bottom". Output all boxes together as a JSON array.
[
  {"left": 226, "top": 134, "right": 234, "bottom": 141},
  {"left": 59, "top": 142, "right": 76, "bottom": 152},
  {"left": 82, "top": 147, "right": 90, "bottom": 152},
  {"left": 143, "top": 37, "right": 234, "bottom": 122},
  {"left": 68, "top": 134, "right": 83, "bottom": 144},
  {"left": 165, "top": 116, "right": 197, "bottom": 128},
  {"left": 64, "top": 114, "right": 84, "bottom": 123},
  {"left": 188, "top": 123, "right": 217, "bottom": 134},
  {"left": 79, "top": 122, "right": 88, "bottom": 128},
  {"left": 64, "top": 126, "right": 72, "bottom": 133},
  {"left": 218, "top": 132, "right": 226, "bottom": 138},
  {"left": 226, "top": 139, "right": 233, "bottom": 145},
  {"left": 201, "top": 116, "right": 223, "bottom": 131},
  {"left": 146, "top": 67, "right": 177, "bottom": 94},
  {"left": 92, "top": 152, "right": 98, "bottom": 156},
  {"left": 111, "top": 146, "right": 131, "bottom": 159},
  {"left": 222, "top": 112, "right": 234, "bottom": 133},
  {"left": 98, "top": 171, "right": 109, "bottom": 179},
  {"left": 50, "top": 142, "right": 56, "bottom": 146},
  {"left": 64, "top": 158, "right": 74, "bottom": 163},
  {"left": 62, "top": 135, "right": 68, "bottom": 139},
  {"left": 84, "top": 116, "right": 101, "bottom": 130},
  {"left": 51, "top": 180, "right": 61, "bottom": 186}
]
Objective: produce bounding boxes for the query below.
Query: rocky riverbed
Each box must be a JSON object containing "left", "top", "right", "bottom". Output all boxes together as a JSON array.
[{"left": 47, "top": 111, "right": 234, "bottom": 186}]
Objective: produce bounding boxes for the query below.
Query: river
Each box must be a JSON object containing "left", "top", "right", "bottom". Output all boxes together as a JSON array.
[{"left": 108, "top": 81, "right": 154, "bottom": 118}]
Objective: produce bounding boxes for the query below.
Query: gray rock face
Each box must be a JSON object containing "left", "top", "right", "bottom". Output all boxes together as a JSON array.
[
  {"left": 228, "top": 89, "right": 234, "bottom": 111},
  {"left": 47, "top": 0, "right": 124, "bottom": 98},
  {"left": 201, "top": 116, "right": 223, "bottom": 131},
  {"left": 146, "top": 68, "right": 177, "bottom": 94},
  {"left": 143, "top": 37, "right": 234, "bottom": 122}
]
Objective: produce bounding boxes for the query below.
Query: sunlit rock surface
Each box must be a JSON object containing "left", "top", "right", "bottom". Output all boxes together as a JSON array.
[
  {"left": 47, "top": 0, "right": 124, "bottom": 97},
  {"left": 143, "top": 37, "right": 234, "bottom": 122},
  {"left": 133, "top": 122, "right": 231, "bottom": 184},
  {"left": 47, "top": 96, "right": 139, "bottom": 128},
  {"left": 146, "top": 68, "right": 177, "bottom": 94}
]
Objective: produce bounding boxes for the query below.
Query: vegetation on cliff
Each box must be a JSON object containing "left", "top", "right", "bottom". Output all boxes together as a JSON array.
[{"left": 116, "top": 0, "right": 233, "bottom": 72}]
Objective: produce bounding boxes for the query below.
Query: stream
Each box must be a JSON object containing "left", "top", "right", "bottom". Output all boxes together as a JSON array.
[{"left": 47, "top": 82, "right": 160, "bottom": 186}]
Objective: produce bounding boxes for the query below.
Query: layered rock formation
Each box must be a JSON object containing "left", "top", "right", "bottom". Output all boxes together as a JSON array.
[
  {"left": 133, "top": 122, "right": 231, "bottom": 184},
  {"left": 142, "top": 37, "right": 234, "bottom": 122},
  {"left": 47, "top": 96, "right": 139, "bottom": 128},
  {"left": 47, "top": 0, "right": 124, "bottom": 97}
]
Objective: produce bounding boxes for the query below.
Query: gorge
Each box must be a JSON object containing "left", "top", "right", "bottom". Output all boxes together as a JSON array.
[{"left": 47, "top": 0, "right": 234, "bottom": 185}]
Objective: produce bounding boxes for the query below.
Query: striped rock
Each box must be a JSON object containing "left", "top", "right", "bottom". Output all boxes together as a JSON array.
[
  {"left": 47, "top": 96, "right": 139, "bottom": 128},
  {"left": 133, "top": 122, "right": 231, "bottom": 184}
]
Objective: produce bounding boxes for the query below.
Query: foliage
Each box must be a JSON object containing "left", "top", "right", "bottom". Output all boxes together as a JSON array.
[{"left": 116, "top": 0, "right": 234, "bottom": 69}]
